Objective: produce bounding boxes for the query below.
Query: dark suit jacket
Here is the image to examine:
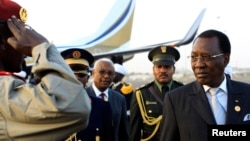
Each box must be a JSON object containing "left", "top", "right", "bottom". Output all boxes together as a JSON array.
[
  {"left": 86, "top": 86, "right": 129, "bottom": 141},
  {"left": 160, "top": 78, "right": 250, "bottom": 141},
  {"left": 76, "top": 95, "right": 114, "bottom": 141}
]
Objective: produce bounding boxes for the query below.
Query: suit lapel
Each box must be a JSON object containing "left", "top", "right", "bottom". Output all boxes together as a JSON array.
[
  {"left": 190, "top": 82, "right": 216, "bottom": 124},
  {"left": 86, "top": 86, "right": 97, "bottom": 97},
  {"left": 108, "top": 90, "right": 113, "bottom": 102}
]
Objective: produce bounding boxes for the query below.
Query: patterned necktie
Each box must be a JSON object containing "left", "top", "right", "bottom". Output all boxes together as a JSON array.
[
  {"left": 100, "top": 93, "right": 108, "bottom": 102},
  {"left": 162, "top": 86, "right": 168, "bottom": 94},
  {"left": 209, "top": 88, "right": 226, "bottom": 125}
]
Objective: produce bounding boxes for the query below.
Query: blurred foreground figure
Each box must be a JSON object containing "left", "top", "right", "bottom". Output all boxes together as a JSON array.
[{"left": 0, "top": 0, "right": 91, "bottom": 140}]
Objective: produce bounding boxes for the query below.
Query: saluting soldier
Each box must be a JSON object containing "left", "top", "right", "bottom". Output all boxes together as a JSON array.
[
  {"left": 61, "top": 48, "right": 114, "bottom": 141},
  {"left": 129, "top": 45, "right": 184, "bottom": 141}
]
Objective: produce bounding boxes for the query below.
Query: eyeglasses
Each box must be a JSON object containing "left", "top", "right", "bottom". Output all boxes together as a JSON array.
[
  {"left": 98, "top": 70, "right": 114, "bottom": 76},
  {"left": 187, "top": 53, "right": 224, "bottom": 62},
  {"left": 74, "top": 73, "right": 87, "bottom": 78}
]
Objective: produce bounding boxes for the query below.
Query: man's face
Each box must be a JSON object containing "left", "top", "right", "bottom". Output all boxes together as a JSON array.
[
  {"left": 74, "top": 73, "right": 89, "bottom": 87},
  {"left": 191, "top": 37, "right": 229, "bottom": 87},
  {"left": 92, "top": 61, "right": 115, "bottom": 91},
  {"left": 153, "top": 64, "right": 175, "bottom": 85}
]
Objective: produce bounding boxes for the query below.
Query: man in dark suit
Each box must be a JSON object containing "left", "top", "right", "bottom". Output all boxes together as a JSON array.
[
  {"left": 86, "top": 58, "right": 129, "bottom": 141},
  {"left": 130, "top": 46, "right": 184, "bottom": 141},
  {"left": 160, "top": 29, "right": 250, "bottom": 141},
  {"left": 61, "top": 48, "right": 114, "bottom": 141}
]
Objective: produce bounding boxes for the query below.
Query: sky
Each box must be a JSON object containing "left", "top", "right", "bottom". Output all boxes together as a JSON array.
[{"left": 14, "top": 0, "right": 250, "bottom": 73}]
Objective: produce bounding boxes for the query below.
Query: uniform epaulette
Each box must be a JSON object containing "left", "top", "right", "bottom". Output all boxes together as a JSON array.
[
  {"left": 135, "top": 81, "right": 154, "bottom": 91},
  {"left": 120, "top": 82, "right": 134, "bottom": 94}
]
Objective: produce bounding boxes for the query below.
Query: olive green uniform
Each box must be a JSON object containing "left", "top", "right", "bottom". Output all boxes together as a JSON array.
[{"left": 130, "top": 80, "right": 183, "bottom": 141}]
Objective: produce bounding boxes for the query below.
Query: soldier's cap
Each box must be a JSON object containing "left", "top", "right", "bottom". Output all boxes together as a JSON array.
[
  {"left": 0, "top": 0, "right": 28, "bottom": 23},
  {"left": 61, "top": 48, "right": 94, "bottom": 74},
  {"left": 148, "top": 45, "right": 180, "bottom": 65}
]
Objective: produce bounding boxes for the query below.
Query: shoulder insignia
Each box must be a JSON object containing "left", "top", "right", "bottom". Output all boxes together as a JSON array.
[
  {"left": 136, "top": 81, "right": 154, "bottom": 91},
  {"left": 120, "top": 82, "right": 134, "bottom": 94}
]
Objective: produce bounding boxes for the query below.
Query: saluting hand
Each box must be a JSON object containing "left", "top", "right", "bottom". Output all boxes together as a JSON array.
[{"left": 6, "top": 15, "right": 48, "bottom": 56}]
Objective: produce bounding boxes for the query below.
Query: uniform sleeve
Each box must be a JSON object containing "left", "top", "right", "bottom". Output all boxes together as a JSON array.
[
  {"left": 0, "top": 43, "right": 91, "bottom": 140},
  {"left": 129, "top": 90, "right": 143, "bottom": 141}
]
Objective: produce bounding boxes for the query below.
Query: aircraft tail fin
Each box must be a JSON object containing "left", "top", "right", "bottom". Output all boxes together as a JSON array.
[{"left": 93, "top": 8, "right": 207, "bottom": 60}]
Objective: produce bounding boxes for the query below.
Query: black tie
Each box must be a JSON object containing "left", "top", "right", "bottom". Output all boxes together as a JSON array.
[{"left": 162, "top": 86, "right": 168, "bottom": 94}]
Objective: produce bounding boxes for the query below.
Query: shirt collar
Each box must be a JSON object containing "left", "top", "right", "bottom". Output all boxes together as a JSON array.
[
  {"left": 92, "top": 83, "right": 109, "bottom": 97},
  {"left": 203, "top": 75, "right": 228, "bottom": 93},
  {"left": 155, "top": 80, "right": 173, "bottom": 92}
]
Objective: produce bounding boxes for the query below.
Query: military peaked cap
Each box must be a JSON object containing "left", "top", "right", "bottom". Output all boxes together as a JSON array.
[
  {"left": 61, "top": 48, "right": 94, "bottom": 74},
  {"left": 148, "top": 45, "right": 180, "bottom": 65}
]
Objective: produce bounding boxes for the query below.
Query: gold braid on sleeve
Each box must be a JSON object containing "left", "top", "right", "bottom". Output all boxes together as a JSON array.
[
  {"left": 64, "top": 132, "right": 77, "bottom": 141},
  {"left": 135, "top": 90, "right": 162, "bottom": 141}
]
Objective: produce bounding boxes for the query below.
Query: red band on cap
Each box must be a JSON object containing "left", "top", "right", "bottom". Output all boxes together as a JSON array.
[{"left": 0, "top": 0, "right": 28, "bottom": 22}]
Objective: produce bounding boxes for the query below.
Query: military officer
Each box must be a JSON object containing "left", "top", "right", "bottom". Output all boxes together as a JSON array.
[
  {"left": 129, "top": 45, "right": 184, "bottom": 141},
  {"left": 61, "top": 48, "right": 114, "bottom": 141}
]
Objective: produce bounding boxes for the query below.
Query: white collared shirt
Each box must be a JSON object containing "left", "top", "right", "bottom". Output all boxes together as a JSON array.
[
  {"left": 92, "top": 83, "right": 109, "bottom": 99},
  {"left": 203, "top": 75, "right": 228, "bottom": 112}
]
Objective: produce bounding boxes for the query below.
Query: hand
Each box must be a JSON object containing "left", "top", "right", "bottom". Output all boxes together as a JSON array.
[{"left": 6, "top": 16, "right": 49, "bottom": 56}]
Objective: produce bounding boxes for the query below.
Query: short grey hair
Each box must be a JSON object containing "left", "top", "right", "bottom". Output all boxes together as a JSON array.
[{"left": 93, "top": 58, "right": 114, "bottom": 69}]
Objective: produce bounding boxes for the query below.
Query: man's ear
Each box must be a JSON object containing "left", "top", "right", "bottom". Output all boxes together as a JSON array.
[{"left": 224, "top": 53, "right": 230, "bottom": 66}]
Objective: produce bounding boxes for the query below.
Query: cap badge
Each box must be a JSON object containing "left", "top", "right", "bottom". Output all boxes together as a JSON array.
[
  {"left": 161, "top": 46, "right": 167, "bottom": 53},
  {"left": 72, "top": 51, "right": 81, "bottom": 59},
  {"left": 19, "top": 8, "right": 28, "bottom": 23}
]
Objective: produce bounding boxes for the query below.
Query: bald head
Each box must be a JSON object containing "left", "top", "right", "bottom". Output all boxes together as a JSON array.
[{"left": 93, "top": 58, "right": 114, "bottom": 69}]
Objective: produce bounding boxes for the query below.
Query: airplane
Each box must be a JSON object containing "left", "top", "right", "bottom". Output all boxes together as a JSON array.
[{"left": 24, "top": 0, "right": 206, "bottom": 66}]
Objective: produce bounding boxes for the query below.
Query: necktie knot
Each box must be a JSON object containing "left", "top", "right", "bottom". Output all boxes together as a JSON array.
[
  {"left": 162, "top": 86, "right": 169, "bottom": 94},
  {"left": 209, "top": 88, "right": 219, "bottom": 96},
  {"left": 100, "top": 93, "right": 108, "bottom": 102}
]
